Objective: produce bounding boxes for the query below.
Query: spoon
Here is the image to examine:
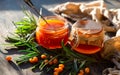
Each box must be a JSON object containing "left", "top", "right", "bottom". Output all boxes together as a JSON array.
[{"left": 23, "top": 0, "right": 49, "bottom": 25}]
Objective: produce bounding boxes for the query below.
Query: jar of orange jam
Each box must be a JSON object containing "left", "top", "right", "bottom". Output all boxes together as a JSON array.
[
  {"left": 36, "top": 16, "right": 69, "bottom": 49},
  {"left": 69, "top": 19, "right": 104, "bottom": 54}
]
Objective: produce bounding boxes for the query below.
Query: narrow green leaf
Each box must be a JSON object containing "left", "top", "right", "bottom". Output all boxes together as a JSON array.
[
  {"left": 74, "top": 59, "right": 78, "bottom": 73},
  {"left": 15, "top": 52, "right": 39, "bottom": 64},
  {"left": 79, "top": 60, "right": 86, "bottom": 69}
]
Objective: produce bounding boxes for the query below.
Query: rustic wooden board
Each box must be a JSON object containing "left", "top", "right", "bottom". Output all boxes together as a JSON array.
[
  {"left": 0, "top": 0, "right": 120, "bottom": 75},
  {"left": 0, "top": 52, "right": 24, "bottom": 75}
]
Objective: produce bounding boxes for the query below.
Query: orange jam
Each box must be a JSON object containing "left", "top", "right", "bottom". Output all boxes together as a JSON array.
[
  {"left": 73, "top": 44, "right": 101, "bottom": 54},
  {"left": 70, "top": 30, "right": 104, "bottom": 54},
  {"left": 36, "top": 16, "right": 69, "bottom": 49},
  {"left": 69, "top": 20, "right": 104, "bottom": 54}
]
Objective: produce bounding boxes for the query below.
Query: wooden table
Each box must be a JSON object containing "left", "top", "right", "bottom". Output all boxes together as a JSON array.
[{"left": 0, "top": 0, "right": 120, "bottom": 75}]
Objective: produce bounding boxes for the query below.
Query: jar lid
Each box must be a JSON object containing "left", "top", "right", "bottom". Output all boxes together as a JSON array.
[{"left": 73, "top": 19, "right": 102, "bottom": 34}]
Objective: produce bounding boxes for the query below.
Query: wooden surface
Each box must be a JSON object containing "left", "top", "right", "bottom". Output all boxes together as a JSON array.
[{"left": 0, "top": 0, "right": 120, "bottom": 75}]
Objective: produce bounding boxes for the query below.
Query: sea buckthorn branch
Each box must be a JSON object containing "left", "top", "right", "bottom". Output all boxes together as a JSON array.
[
  {"left": 16, "top": 52, "right": 39, "bottom": 64},
  {"left": 39, "top": 54, "right": 62, "bottom": 71}
]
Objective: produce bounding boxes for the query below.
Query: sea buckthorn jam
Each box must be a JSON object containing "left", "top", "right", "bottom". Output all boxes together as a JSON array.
[
  {"left": 36, "top": 16, "right": 69, "bottom": 49},
  {"left": 69, "top": 19, "right": 104, "bottom": 54}
]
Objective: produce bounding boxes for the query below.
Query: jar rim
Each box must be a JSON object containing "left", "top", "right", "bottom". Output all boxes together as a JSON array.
[{"left": 37, "top": 16, "right": 68, "bottom": 31}]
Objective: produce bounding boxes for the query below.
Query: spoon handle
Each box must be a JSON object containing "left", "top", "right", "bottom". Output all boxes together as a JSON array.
[{"left": 23, "top": 0, "right": 49, "bottom": 25}]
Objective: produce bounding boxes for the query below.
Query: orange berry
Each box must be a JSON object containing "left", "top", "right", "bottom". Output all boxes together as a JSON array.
[
  {"left": 79, "top": 70, "right": 84, "bottom": 75},
  {"left": 78, "top": 72, "right": 84, "bottom": 75},
  {"left": 58, "top": 64, "right": 64, "bottom": 69},
  {"left": 54, "top": 68, "right": 59, "bottom": 72},
  {"left": 53, "top": 71, "right": 59, "bottom": 75},
  {"left": 41, "top": 54, "right": 47, "bottom": 59},
  {"left": 58, "top": 66, "right": 63, "bottom": 72},
  {"left": 5, "top": 56, "right": 12, "bottom": 61},
  {"left": 29, "top": 58, "right": 34, "bottom": 63},
  {"left": 33, "top": 56, "right": 38, "bottom": 63},
  {"left": 44, "top": 59, "right": 48, "bottom": 63},
  {"left": 53, "top": 58, "right": 58, "bottom": 64},
  {"left": 85, "top": 67, "right": 90, "bottom": 73},
  {"left": 48, "top": 61, "right": 53, "bottom": 65}
]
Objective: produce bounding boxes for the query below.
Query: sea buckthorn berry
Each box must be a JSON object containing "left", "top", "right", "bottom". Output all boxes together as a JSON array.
[
  {"left": 33, "top": 56, "right": 38, "bottom": 63},
  {"left": 58, "top": 66, "right": 63, "bottom": 72},
  {"left": 41, "top": 54, "right": 47, "bottom": 59},
  {"left": 85, "top": 67, "right": 90, "bottom": 73},
  {"left": 54, "top": 68, "right": 59, "bottom": 72},
  {"left": 78, "top": 72, "right": 84, "bottom": 75},
  {"left": 5, "top": 56, "right": 12, "bottom": 61},
  {"left": 53, "top": 71, "right": 59, "bottom": 75},
  {"left": 48, "top": 61, "right": 53, "bottom": 65},
  {"left": 53, "top": 58, "right": 58, "bottom": 64},
  {"left": 44, "top": 59, "right": 48, "bottom": 63},
  {"left": 79, "top": 70, "right": 84, "bottom": 75},
  {"left": 58, "top": 64, "right": 64, "bottom": 69},
  {"left": 29, "top": 58, "right": 34, "bottom": 63}
]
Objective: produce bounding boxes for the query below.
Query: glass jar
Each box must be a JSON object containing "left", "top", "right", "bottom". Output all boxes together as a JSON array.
[
  {"left": 36, "top": 16, "right": 69, "bottom": 49},
  {"left": 69, "top": 19, "right": 104, "bottom": 54}
]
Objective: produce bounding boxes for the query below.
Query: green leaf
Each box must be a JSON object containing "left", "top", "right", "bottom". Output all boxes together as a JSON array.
[
  {"left": 16, "top": 52, "right": 39, "bottom": 64},
  {"left": 6, "top": 36, "right": 20, "bottom": 43},
  {"left": 73, "top": 59, "right": 78, "bottom": 73},
  {"left": 18, "top": 48, "right": 34, "bottom": 53},
  {"left": 78, "top": 60, "right": 86, "bottom": 69}
]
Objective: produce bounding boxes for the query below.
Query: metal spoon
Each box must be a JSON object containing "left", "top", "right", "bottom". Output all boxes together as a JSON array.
[{"left": 23, "top": 0, "right": 49, "bottom": 25}]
